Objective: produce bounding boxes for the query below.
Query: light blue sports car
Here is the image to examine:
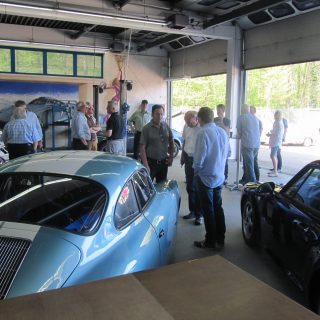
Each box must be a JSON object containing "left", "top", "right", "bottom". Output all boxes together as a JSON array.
[{"left": 0, "top": 151, "right": 180, "bottom": 299}]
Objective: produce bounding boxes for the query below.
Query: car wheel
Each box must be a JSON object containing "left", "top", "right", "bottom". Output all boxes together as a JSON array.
[
  {"left": 241, "top": 198, "right": 258, "bottom": 246},
  {"left": 98, "top": 140, "right": 107, "bottom": 152},
  {"left": 173, "top": 141, "right": 180, "bottom": 158},
  {"left": 303, "top": 137, "right": 313, "bottom": 147}
]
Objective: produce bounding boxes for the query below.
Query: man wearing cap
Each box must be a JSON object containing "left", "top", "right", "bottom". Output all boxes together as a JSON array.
[
  {"left": 71, "top": 101, "right": 91, "bottom": 150},
  {"left": 2, "top": 101, "right": 38, "bottom": 160},
  {"left": 128, "top": 99, "right": 151, "bottom": 159}
]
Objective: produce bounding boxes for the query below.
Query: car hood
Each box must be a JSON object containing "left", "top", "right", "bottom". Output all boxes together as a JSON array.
[{"left": 0, "top": 222, "right": 81, "bottom": 299}]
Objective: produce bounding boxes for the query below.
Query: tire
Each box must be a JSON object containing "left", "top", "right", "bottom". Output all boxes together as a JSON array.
[
  {"left": 241, "top": 198, "right": 258, "bottom": 246},
  {"left": 303, "top": 137, "right": 313, "bottom": 147},
  {"left": 173, "top": 141, "right": 180, "bottom": 158},
  {"left": 98, "top": 140, "right": 108, "bottom": 152}
]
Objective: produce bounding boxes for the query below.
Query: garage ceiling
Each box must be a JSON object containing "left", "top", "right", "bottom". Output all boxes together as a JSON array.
[{"left": 0, "top": 0, "right": 319, "bottom": 52}]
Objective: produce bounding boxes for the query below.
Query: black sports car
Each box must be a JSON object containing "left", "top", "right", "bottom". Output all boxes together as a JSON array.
[{"left": 241, "top": 160, "right": 320, "bottom": 313}]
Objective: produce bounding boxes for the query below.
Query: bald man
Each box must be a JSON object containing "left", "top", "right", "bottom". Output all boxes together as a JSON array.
[{"left": 181, "top": 111, "right": 203, "bottom": 225}]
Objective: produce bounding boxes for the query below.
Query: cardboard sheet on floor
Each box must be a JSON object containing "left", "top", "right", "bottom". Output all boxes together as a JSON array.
[{"left": 1, "top": 255, "right": 318, "bottom": 320}]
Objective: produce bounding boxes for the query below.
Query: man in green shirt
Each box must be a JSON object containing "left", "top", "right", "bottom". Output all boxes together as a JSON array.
[{"left": 128, "top": 99, "right": 151, "bottom": 159}]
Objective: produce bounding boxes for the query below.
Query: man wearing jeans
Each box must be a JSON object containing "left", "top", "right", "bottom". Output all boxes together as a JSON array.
[
  {"left": 237, "top": 104, "right": 261, "bottom": 184},
  {"left": 193, "top": 107, "right": 229, "bottom": 249}
]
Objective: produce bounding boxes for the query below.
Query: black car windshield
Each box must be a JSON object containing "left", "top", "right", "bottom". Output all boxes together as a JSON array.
[{"left": 0, "top": 173, "right": 107, "bottom": 234}]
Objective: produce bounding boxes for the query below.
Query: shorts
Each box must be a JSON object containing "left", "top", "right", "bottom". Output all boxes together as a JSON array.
[{"left": 270, "top": 146, "right": 280, "bottom": 157}]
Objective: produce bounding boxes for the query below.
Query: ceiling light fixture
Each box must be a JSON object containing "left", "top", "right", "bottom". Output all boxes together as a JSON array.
[
  {"left": 0, "top": 39, "right": 109, "bottom": 53},
  {"left": 0, "top": 2, "right": 167, "bottom": 26}
]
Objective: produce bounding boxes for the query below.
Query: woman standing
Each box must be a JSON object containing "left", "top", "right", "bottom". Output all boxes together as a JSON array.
[{"left": 267, "top": 110, "right": 284, "bottom": 177}]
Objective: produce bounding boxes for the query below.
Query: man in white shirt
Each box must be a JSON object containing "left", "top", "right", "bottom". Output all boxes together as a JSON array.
[{"left": 180, "top": 111, "right": 202, "bottom": 225}]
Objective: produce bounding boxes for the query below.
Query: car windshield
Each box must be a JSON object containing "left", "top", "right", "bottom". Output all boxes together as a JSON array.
[{"left": 0, "top": 173, "right": 107, "bottom": 234}]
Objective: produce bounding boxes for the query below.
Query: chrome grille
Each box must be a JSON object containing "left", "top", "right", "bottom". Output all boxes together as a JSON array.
[{"left": 0, "top": 237, "right": 31, "bottom": 299}]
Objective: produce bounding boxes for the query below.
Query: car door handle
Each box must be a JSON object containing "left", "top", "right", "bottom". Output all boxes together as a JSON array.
[{"left": 159, "top": 229, "right": 165, "bottom": 238}]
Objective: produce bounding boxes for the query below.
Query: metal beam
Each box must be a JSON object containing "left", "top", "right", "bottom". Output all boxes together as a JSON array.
[
  {"left": 204, "top": 0, "right": 288, "bottom": 29},
  {"left": 70, "top": 24, "right": 97, "bottom": 39}
]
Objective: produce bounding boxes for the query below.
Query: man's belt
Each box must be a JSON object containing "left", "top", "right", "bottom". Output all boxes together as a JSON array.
[{"left": 147, "top": 157, "right": 167, "bottom": 165}]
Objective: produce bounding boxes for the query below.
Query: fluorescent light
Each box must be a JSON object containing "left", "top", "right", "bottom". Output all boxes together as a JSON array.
[
  {"left": 0, "top": 39, "right": 109, "bottom": 53},
  {"left": 0, "top": 2, "right": 167, "bottom": 26},
  {"left": 0, "top": 2, "right": 52, "bottom": 11}
]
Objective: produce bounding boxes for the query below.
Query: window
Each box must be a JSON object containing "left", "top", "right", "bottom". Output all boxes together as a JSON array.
[
  {"left": 15, "top": 49, "right": 43, "bottom": 74},
  {"left": 0, "top": 173, "right": 106, "bottom": 234},
  {"left": 47, "top": 52, "right": 73, "bottom": 75},
  {"left": 77, "top": 54, "right": 102, "bottom": 77},
  {"left": 284, "top": 167, "right": 320, "bottom": 215},
  {"left": 114, "top": 181, "right": 140, "bottom": 229},
  {"left": 132, "top": 170, "right": 155, "bottom": 209},
  {"left": 0, "top": 46, "right": 103, "bottom": 78},
  {"left": 0, "top": 48, "right": 11, "bottom": 72}
]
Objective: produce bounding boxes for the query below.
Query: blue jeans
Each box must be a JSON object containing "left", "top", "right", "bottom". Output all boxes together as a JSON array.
[
  {"left": 242, "top": 147, "right": 259, "bottom": 183},
  {"left": 184, "top": 153, "right": 201, "bottom": 218},
  {"left": 196, "top": 177, "right": 225, "bottom": 245}
]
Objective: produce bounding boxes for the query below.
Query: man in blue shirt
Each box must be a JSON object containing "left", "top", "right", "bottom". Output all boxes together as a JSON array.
[
  {"left": 193, "top": 107, "right": 229, "bottom": 249},
  {"left": 2, "top": 103, "right": 38, "bottom": 160},
  {"left": 71, "top": 101, "right": 91, "bottom": 150},
  {"left": 15, "top": 100, "right": 43, "bottom": 150},
  {"left": 237, "top": 104, "right": 261, "bottom": 183}
]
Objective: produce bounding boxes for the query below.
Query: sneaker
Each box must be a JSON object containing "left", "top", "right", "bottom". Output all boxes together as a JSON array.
[
  {"left": 183, "top": 212, "right": 195, "bottom": 220},
  {"left": 194, "top": 217, "right": 203, "bottom": 225}
]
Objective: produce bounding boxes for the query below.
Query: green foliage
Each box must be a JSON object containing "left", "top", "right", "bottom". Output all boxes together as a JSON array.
[
  {"left": 246, "top": 62, "right": 320, "bottom": 109},
  {"left": 15, "top": 49, "right": 43, "bottom": 74},
  {"left": 47, "top": 52, "right": 73, "bottom": 75},
  {"left": 173, "top": 62, "right": 320, "bottom": 110},
  {"left": 172, "top": 74, "right": 226, "bottom": 112},
  {"left": 0, "top": 48, "right": 11, "bottom": 72},
  {"left": 77, "top": 54, "right": 102, "bottom": 77}
]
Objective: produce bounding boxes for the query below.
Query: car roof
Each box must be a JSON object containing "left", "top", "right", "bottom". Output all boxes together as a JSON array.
[{"left": 0, "top": 151, "right": 143, "bottom": 189}]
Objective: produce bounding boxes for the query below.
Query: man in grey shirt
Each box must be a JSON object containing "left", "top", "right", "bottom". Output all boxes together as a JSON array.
[
  {"left": 140, "top": 105, "right": 174, "bottom": 182},
  {"left": 128, "top": 99, "right": 151, "bottom": 159},
  {"left": 237, "top": 104, "right": 261, "bottom": 183}
]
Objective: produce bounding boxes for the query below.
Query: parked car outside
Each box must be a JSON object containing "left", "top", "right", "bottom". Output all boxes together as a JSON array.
[
  {"left": 0, "top": 130, "right": 9, "bottom": 165},
  {"left": 241, "top": 160, "right": 320, "bottom": 313},
  {"left": 97, "top": 126, "right": 184, "bottom": 158},
  {"left": 0, "top": 151, "right": 180, "bottom": 299}
]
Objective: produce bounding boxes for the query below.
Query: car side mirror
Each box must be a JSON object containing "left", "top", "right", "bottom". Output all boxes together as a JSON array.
[{"left": 257, "top": 182, "right": 275, "bottom": 195}]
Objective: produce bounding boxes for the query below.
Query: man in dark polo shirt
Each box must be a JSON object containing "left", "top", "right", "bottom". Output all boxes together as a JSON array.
[
  {"left": 105, "top": 100, "right": 125, "bottom": 155},
  {"left": 140, "top": 104, "right": 174, "bottom": 182}
]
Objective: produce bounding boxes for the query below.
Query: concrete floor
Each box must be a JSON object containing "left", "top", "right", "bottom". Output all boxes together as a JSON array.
[{"left": 168, "top": 154, "right": 307, "bottom": 309}]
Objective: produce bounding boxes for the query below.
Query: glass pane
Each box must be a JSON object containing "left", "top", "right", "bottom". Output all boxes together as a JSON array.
[
  {"left": 0, "top": 48, "right": 11, "bottom": 72},
  {"left": 0, "top": 174, "right": 106, "bottom": 234},
  {"left": 47, "top": 52, "right": 73, "bottom": 75},
  {"left": 295, "top": 168, "right": 320, "bottom": 213},
  {"left": 115, "top": 181, "right": 140, "bottom": 229},
  {"left": 77, "top": 54, "right": 102, "bottom": 77},
  {"left": 15, "top": 49, "right": 43, "bottom": 74}
]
